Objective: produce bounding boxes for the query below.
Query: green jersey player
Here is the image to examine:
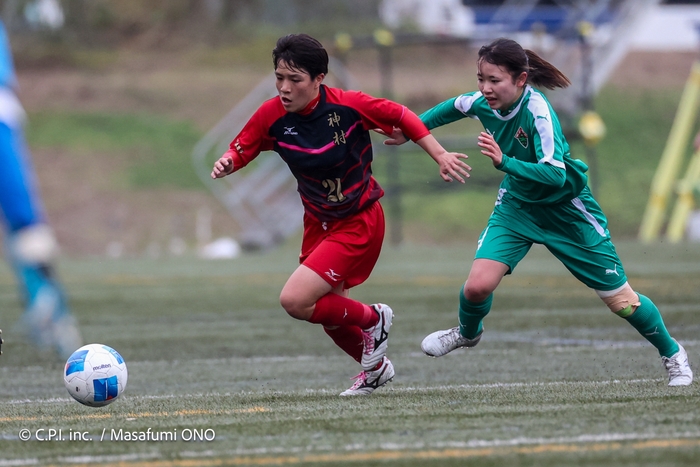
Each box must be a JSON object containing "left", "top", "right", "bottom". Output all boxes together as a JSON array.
[{"left": 385, "top": 38, "right": 692, "bottom": 386}]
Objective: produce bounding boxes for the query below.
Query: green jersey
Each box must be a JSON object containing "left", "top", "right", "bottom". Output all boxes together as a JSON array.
[{"left": 420, "top": 85, "right": 589, "bottom": 204}]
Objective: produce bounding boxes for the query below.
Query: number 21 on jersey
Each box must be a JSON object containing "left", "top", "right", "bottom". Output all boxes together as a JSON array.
[{"left": 323, "top": 178, "right": 346, "bottom": 203}]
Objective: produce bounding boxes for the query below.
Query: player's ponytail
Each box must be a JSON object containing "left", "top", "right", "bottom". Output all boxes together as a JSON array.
[
  {"left": 478, "top": 38, "right": 570, "bottom": 90},
  {"left": 524, "top": 49, "right": 570, "bottom": 90}
]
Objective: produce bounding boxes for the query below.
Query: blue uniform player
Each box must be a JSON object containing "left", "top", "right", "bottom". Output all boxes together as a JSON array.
[{"left": 0, "top": 20, "right": 81, "bottom": 359}]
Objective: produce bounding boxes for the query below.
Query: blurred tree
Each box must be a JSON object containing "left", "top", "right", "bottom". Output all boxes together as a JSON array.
[
  {"left": 1, "top": 0, "right": 384, "bottom": 49},
  {"left": 216, "top": 0, "right": 262, "bottom": 25}
]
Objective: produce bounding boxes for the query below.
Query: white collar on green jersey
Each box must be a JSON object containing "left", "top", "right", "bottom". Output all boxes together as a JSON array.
[{"left": 496, "top": 85, "right": 531, "bottom": 118}]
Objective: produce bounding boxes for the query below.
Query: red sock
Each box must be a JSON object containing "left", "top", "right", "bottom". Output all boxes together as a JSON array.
[
  {"left": 309, "top": 294, "right": 378, "bottom": 329},
  {"left": 324, "top": 325, "right": 363, "bottom": 363}
]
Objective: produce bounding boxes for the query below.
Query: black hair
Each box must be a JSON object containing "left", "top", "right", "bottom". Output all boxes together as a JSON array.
[
  {"left": 478, "top": 38, "right": 570, "bottom": 90},
  {"left": 272, "top": 33, "right": 328, "bottom": 79}
]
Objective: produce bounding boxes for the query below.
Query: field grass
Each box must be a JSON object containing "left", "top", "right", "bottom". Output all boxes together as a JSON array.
[
  {"left": 27, "top": 112, "right": 203, "bottom": 190},
  {"left": 1, "top": 241, "right": 699, "bottom": 466}
]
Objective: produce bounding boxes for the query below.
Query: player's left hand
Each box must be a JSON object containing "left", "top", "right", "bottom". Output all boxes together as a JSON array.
[{"left": 477, "top": 131, "right": 503, "bottom": 167}]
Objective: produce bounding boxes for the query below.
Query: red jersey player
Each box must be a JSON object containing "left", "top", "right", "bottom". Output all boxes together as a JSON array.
[{"left": 211, "top": 33, "right": 470, "bottom": 396}]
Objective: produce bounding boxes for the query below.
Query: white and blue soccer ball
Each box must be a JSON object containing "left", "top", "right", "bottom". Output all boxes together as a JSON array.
[{"left": 64, "top": 343, "right": 128, "bottom": 407}]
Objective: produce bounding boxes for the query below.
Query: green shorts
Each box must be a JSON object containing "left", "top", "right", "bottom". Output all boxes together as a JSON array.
[{"left": 475, "top": 187, "right": 627, "bottom": 292}]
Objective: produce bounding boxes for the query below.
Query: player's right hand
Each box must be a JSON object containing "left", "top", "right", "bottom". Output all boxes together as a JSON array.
[
  {"left": 211, "top": 156, "right": 234, "bottom": 179},
  {"left": 435, "top": 151, "right": 471, "bottom": 183}
]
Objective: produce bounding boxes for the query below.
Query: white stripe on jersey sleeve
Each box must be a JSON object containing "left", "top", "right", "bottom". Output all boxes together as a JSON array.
[
  {"left": 454, "top": 92, "right": 483, "bottom": 116},
  {"left": 527, "top": 91, "right": 565, "bottom": 169}
]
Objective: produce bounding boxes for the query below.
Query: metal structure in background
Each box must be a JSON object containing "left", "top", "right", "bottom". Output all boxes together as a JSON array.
[
  {"left": 639, "top": 60, "right": 700, "bottom": 243},
  {"left": 469, "top": 0, "right": 661, "bottom": 112},
  {"left": 375, "top": 33, "right": 402, "bottom": 246},
  {"left": 191, "top": 58, "right": 358, "bottom": 251},
  {"left": 336, "top": 0, "right": 656, "bottom": 245},
  {"left": 466, "top": 0, "right": 661, "bottom": 199},
  {"left": 193, "top": 0, "right": 660, "bottom": 251},
  {"left": 336, "top": 31, "right": 473, "bottom": 247}
]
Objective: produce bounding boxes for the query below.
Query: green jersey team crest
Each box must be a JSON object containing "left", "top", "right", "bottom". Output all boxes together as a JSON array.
[{"left": 514, "top": 127, "right": 528, "bottom": 148}]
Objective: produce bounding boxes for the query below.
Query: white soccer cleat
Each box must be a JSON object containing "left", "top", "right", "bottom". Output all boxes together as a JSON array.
[
  {"left": 662, "top": 342, "right": 693, "bottom": 386},
  {"left": 21, "top": 286, "right": 57, "bottom": 352},
  {"left": 340, "top": 357, "right": 395, "bottom": 396},
  {"left": 52, "top": 314, "right": 83, "bottom": 361},
  {"left": 421, "top": 326, "right": 482, "bottom": 357},
  {"left": 361, "top": 303, "right": 393, "bottom": 371},
  {"left": 21, "top": 285, "right": 83, "bottom": 360}
]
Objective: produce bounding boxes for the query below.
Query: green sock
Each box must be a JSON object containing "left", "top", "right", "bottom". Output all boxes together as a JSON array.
[
  {"left": 623, "top": 293, "right": 678, "bottom": 358},
  {"left": 458, "top": 286, "right": 492, "bottom": 339}
]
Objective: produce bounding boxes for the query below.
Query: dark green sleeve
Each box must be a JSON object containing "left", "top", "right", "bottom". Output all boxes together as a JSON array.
[
  {"left": 418, "top": 97, "right": 466, "bottom": 130},
  {"left": 497, "top": 156, "right": 566, "bottom": 188}
]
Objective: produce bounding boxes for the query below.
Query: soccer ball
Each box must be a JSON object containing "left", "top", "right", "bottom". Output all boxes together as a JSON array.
[{"left": 64, "top": 343, "right": 128, "bottom": 407}]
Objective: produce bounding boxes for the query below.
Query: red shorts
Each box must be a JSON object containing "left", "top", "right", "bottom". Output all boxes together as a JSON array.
[{"left": 300, "top": 202, "right": 385, "bottom": 289}]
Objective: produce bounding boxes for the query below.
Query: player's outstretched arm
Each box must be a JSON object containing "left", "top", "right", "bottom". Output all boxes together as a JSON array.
[
  {"left": 415, "top": 134, "right": 471, "bottom": 183},
  {"left": 211, "top": 156, "right": 234, "bottom": 179}
]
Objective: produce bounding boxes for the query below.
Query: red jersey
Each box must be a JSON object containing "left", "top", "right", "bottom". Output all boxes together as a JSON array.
[{"left": 224, "top": 85, "right": 429, "bottom": 222}]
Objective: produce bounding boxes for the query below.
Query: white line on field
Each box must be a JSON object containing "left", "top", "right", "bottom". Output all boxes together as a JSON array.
[
  {"left": 38, "top": 431, "right": 700, "bottom": 466},
  {"left": 0, "top": 460, "right": 39, "bottom": 467},
  {"left": 1, "top": 377, "right": 669, "bottom": 405},
  {"left": 186, "top": 431, "right": 700, "bottom": 457},
  {"left": 98, "top": 337, "right": 700, "bottom": 366},
  {"left": 56, "top": 453, "right": 161, "bottom": 464},
  {"left": 306, "top": 377, "right": 664, "bottom": 395}
]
